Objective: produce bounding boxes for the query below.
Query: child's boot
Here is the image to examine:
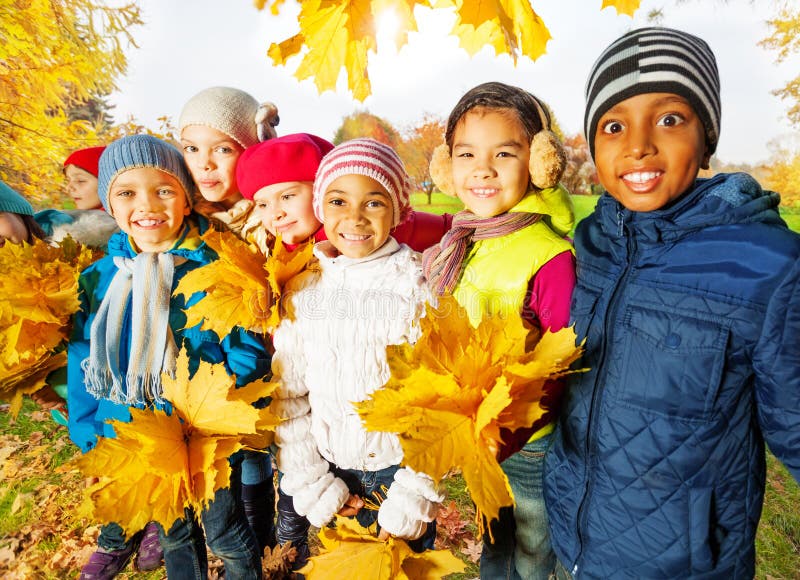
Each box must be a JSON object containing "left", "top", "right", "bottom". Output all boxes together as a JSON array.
[
  {"left": 241, "top": 480, "right": 276, "bottom": 554},
  {"left": 133, "top": 521, "right": 163, "bottom": 571},
  {"left": 79, "top": 542, "right": 136, "bottom": 580}
]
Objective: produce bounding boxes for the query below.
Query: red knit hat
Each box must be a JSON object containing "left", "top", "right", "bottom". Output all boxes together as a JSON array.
[
  {"left": 313, "top": 138, "right": 412, "bottom": 227},
  {"left": 63, "top": 146, "right": 106, "bottom": 177},
  {"left": 236, "top": 133, "right": 334, "bottom": 200}
]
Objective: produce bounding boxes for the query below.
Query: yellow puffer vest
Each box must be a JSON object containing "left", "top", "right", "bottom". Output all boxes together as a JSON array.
[
  {"left": 453, "top": 185, "right": 574, "bottom": 326},
  {"left": 452, "top": 185, "right": 575, "bottom": 440}
]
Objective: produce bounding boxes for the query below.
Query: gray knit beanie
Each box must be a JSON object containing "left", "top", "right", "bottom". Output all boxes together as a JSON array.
[
  {"left": 0, "top": 181, "right": 34, "bottom": 216},
  {"left": 584, "top": 27, "right": 721, "bottom": 159},
  {"left": 178, "top": 86, "right": 280, "bottom": 148},
  {"left": 98, "top": 135, "right": 195, "bottom": 213}
]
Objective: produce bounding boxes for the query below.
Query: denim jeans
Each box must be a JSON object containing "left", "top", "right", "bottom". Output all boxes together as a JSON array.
[
  {"left": 96, "top": 521, "right": 137, "bottom": 552},
  {"left": 159, "top": 461, "right": 262, "bottom": 580},
  {"left": 480, "top": 434, "right": 556, "bottom": 580},
  {"left": 330, "top": 463, "right": 436, "bottom": 553}
]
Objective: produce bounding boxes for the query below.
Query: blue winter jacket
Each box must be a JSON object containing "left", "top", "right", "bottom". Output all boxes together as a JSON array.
[
  {"left": 67, "top": 216, "right": 270, "bottom": 453},
  {"left": 544, "top": 173, "right": 800, "bottom": 579}
]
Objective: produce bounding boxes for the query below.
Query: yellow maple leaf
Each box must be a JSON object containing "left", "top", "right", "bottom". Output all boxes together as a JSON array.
[
  {"left": 601, "top": 0, "right": 641, "bottom": 17},
  {"left": 298, "top": 516, "right": 465, "bottom": 579},
  {"left": 0, "top": 237, "right": 97, "bottom": 416},
  {"left": 77, "top": 349, "right": 281, "bottom": 538},
  {"left": 357, "top": 296, "right": 583, "bottom": 523},
  {"left": 174, "top": 229, "right": 313, "bottom": 337}
]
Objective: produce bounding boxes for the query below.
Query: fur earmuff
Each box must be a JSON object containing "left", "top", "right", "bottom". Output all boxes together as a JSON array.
[
  {"left": 529, "top": 130, "right": 567, "bottom": 190},
  {"left": 429, "top": 143, "right": 456, "bottom": 197}
]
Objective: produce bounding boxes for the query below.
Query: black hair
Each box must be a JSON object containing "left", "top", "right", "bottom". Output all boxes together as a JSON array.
[{"left": 444, "top": 82, "right": 551, "bottom": 150}]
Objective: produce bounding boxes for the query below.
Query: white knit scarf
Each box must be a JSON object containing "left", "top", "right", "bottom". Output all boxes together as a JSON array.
[{"left": 81, "top": 252, "right": 182, "bottom": 406}]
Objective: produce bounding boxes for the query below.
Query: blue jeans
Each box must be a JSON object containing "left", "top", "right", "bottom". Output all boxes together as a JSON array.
[
  {"left": 96, "top": 521, "right": 137, "bottom": 552},
  {"left": 330, "top": 463, "right": 436, "bottom": 553},
  {"left": 480, "top": 434, "right": 556, "bottom": 580},
  {"left": 159, "top": 461, "right": 262, "bottom": 580}
]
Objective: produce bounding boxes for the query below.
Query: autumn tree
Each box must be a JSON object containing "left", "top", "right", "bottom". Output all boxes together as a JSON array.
[
  {"left": 0, "top": 0, "right": 142, "bottom": 205},
  {"left": 764, "top": 147, "right": 800, "bottom": 208},
  {"left": 761, "top": 4, "right": 800, "bottom": 128},
  {"left": 397, "top": 114, "right": 445, "bottom": 203},
  {"left": 561, "top": 134, "right": 599, "bottom": 196},
  {"left": 333, "top": 111, "right": 401, "bottom": 147}
]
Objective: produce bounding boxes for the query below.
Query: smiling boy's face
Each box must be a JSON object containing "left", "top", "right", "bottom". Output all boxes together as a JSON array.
[
  {"left": 594, "top": 92, "right": 710, "bottom": 213},
  {"left": 107, "top": 167, "right": 190, "bottom": 252}
]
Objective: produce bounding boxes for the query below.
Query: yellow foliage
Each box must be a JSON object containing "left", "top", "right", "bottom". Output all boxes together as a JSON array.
[
  {"left": 258, "top": 1, "right": 644, "bottom": 101},
  {"left": 77, "top": 349, "right": 281, "bottom": 538},
  {"left": 0, "top": 0, "right": 142, "bottom": 203},
  {"left": 0, "top": 238, "right": 97, "bottom": 416},
  {"left": 761, "top": 6, "right": 800, "bottom": 127},
  {"left": 357, "top": 297, "right": 583, "bottom": 524},
  {"left": 174, "top": 230, "right": 313, "bottom": 337},
  {"left": 298, "top": 516, "right": 465, "bottom": 579},
  {"left": 601, "top": 0, "right": 641, "bottom": 17}
]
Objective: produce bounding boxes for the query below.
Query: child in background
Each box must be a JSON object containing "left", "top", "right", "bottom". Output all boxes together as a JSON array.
[
  {"left": 69, "top": 134, "right": 269, "bottom": 579},
  {"left": 269, "top": 138, "right": 444, "bottom": 552},
  {"left": 423, "top": 81, "right": 576, "bottom": 580},
  {"left": 35, "top": 146, "right": 119, "bottom": 249},
  {"left": 544, "top": 27, "right": 800, "bottom": 578},
  {"left": 237, "top": 133, "right": 454, "bottom": 255},
  {"left": 178, "top": 85, "right": 281, "bottom": 553},
  {"left": 0, "top": 181, "right": 46, "bottom": 246}
]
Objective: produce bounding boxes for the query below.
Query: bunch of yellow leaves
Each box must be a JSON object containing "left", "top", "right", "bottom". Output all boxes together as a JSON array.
[
  {"left": 257, "top": 0, "right": 641, "bottom": 101},
  {"left": 298, "top": 516, "right": 465, "bottom": 579},
  {"left": 356, "top": 297, "right": 583, "bottom": 525},
  {"left": 175, "top": 229, "right": 313, "bottom": 337},
  {"left": 77, "top": 349, "right": 281, "bottom": 538},
  {"left": 0, "top": 237, "right": 97, "bottom": 416}
]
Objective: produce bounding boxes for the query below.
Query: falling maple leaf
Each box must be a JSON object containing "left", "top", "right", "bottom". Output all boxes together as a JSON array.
[
  {"left": 257, "top": 1, "right": 643, "bottom": 101},
  {"left": 602, "top": 0, "right": 641, "bottom": 17},
  {"left": 0, "top": 237, "right": 98, "bottom": 416},
  {"left": 356, "top": 296, "right": 584, "bottom": 525},
  {"left": 76, "top": 349, "right": 281, "bottom": 538},
  {"left": 174, "top": 229, "right": 313, "bottom": 337},
  {"left": 298, "top": 516, "right": 465, "bottom": 579}
]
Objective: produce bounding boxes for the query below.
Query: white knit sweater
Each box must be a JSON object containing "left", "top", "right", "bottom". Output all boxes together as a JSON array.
[{"left": 271, "top": 238, "right": 443, "bottom": 536}]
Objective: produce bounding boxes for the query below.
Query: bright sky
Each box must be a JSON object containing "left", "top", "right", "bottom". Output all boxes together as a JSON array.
[{"left": 109, "top": 0, "right": 798, "bottom": 165}]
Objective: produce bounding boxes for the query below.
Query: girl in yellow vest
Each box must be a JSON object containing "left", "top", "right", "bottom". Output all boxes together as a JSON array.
[{"left": 423, "top": 82, "right": 576, "bottom": 580}]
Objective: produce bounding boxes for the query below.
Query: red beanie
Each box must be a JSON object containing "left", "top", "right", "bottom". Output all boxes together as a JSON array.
[
  {"left": 63, "top": 146, "right": 106, "bottom": 177},
  {"left": 236, "top": 133, "right": 334, "bottom": 200}
]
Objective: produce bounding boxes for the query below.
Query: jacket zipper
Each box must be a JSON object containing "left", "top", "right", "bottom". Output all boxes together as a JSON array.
[{"left": 573, "top": 210, "right": 636, "bottom": 576}]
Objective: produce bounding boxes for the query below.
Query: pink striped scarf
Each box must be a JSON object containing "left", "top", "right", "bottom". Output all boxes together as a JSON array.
[{"left": 422, "top": 210, "right": 541, "bottom": 296}]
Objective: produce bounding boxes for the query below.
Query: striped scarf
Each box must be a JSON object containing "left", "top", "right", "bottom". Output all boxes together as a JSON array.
[
  {"left": 422, "top": 210, "right": 541, "bottom": 296},
  {"left": 82, "top": 252, "right": 182, "bottom": 406}
]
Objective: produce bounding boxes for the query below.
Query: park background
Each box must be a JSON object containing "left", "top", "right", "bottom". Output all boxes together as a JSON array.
[{"left": 1, "top": 0, "right": 799, "bottom": 578}]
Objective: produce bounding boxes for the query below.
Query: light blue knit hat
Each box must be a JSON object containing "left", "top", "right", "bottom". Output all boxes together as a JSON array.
[
  {"left": 0, "top": 181, "right": 34, "bottom": 216},
  {"left": 97, "top": 134, "right": 195, "bottom": 213}
]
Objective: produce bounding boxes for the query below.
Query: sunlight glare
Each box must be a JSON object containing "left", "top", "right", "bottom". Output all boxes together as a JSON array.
[{"left": 376, "top": 8, "right": 400, "bottom": 52}]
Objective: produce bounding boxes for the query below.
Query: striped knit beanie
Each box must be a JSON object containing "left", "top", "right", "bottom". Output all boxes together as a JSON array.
[
  {"left": 179, "top": 86, "right": 280, "bottom": 148},
  {"left": 0, "top": 181, "right": 34, "bottom": 216},
  {"left": 98, "top": 134, "right": 195, "bottom": 213},
  {"left": 584, "top": 26, "right": 721, "bottom": 159},
  {"left": 313, "top": 138, "right": 412, "bottom": 227}
]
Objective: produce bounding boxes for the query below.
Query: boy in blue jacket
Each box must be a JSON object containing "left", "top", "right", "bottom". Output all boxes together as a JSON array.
[
  {"left": 544, "top": 27, "right": 800, "bottom": 579},
  {"left": 68, "top": 134, "right": 268, "bottom": 580}
]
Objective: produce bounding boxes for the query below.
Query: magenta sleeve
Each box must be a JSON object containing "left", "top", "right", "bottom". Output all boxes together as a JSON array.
[{"left": 526, "top": 250, "right": 576, "bottom": 331}]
